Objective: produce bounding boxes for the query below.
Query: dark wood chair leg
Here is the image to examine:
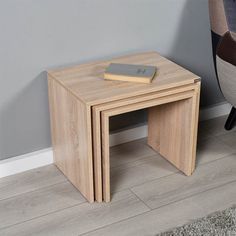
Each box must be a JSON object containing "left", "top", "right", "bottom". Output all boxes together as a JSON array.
[{"left": 225, "top": 107, "right": 236, "bottom": 130}]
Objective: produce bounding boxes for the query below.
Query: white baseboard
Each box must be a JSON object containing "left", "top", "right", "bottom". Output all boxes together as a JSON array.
[
  {"left": 0, "top": 102, "right": 231, "bottom": 178},
  {"left": 110, "top": 124, "right": 148, "bottom": 147},
  {"left": 0, "top": 149, "right": 53, "bottom": 178}
]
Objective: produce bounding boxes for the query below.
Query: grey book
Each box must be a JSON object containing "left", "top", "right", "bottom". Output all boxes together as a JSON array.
[{"left": 104, "top": 63, "right": 157, "bottom": 83}]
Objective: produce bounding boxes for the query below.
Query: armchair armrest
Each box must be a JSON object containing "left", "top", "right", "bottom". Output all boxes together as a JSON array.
[
  {"left": 217, "top": 31, "right": 236, "bottom": 66},
  {"left": 216, "top": 31, "right": 236, "bottom": 108}
]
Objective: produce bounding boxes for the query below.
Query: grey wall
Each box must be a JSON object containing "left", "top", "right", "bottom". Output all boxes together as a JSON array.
[{"left": 0, "top": 0, "right": 224, "bottom": 160}]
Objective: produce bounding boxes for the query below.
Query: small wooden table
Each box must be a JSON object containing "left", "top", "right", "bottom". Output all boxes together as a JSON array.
[{"left": 47, "top": 51, "right": 201, "bottom": 203}]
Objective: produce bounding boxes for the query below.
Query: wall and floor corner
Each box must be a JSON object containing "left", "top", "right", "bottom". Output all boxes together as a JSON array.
[{"left": 0, "top": 1, "right": 226, "bottom": 169}]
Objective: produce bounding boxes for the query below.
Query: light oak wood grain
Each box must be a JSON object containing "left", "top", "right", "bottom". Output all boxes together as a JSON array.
[
  {"left": 191, "top": 81, "right": 201, "bottom": 172},
  {"left": 93, "top": 84, "right": 196, "bottom": 202},
  {"left": 101, "top": 90, "right": 198, "bottom": 202},
  {"left": 102, "top": 114, "right": 110, "bottom": 202},
  {"left": 48, "top": 52, "right": 200, "bottom": 106},
  {"left": 47, "top": 52, "right": 200, "bottom": 203},
  {"left": 148, "top": 82, "right": 200, "bottom": 174},
  {"left": 0, "top": 190, "right": 149, "bottom": 236},
  {"left": 147, "top": 85, "right": 200, "bottom": 175},
  {"left": 48, "top": 77, "right": 94, "bottom": 202},
  {"left": 92, "top": 107, "right": 103, "bottom": 202}
]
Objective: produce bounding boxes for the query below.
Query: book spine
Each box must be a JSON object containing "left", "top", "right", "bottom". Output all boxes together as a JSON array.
[{"left": 104, "top": 73, "right": 152, "bottom": 84}]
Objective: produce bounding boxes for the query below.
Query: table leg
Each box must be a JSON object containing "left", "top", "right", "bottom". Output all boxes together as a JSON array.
[
  {"left": 101, "top": 115, "right": 110, "bottom": 202},
  {"left": 147, "top": 83, "right": 200, "bottom": 176},
  {"left": 48, "top": 77, "right": 94, "bottom": 202},
  {"left": 101, "top": 90, "right": 197, "bottom": 202},
  {"left": 92, "top": 108, "right": 103, "bottom": 202}
]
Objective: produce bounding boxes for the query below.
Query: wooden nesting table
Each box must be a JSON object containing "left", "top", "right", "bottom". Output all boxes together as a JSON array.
[{"left": 47, "top": 51, "right": 201, "bottom": 203}]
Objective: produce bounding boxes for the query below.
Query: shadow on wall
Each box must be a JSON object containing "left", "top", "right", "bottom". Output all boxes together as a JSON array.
[
  {"left": 0, "top": 72, "right": 51, "bottom": 160},
  {"left": 166, "top": 0, "right": 224, "bottom": 107}
]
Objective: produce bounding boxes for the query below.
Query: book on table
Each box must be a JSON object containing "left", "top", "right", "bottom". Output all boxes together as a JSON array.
[{"left": 104, "top": 63, "right": 157, "bottom": 84}]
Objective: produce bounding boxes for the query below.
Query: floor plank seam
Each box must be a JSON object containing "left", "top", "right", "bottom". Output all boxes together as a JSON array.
[
  {"left": 0, "top": 180, "right": 68, "bottom": 202},
  {"left": 150, "top": 178, "right": 236, "bottom": 211},
  {"left": 79, "top": 178, "right": 236, "bottom": 235},
  {"left": 196, "top": 151, "right": 236, "bottom": 168},
  {"left": 110, "top": 154, "right": 157, "bottom": 170},
  {"left": 216, "top": 138, "right": 236, "bottom": 152},
  {"left": 111, "top": 151, "right": 236, "bottom": 196},
  {"left": 1, "top": 149, "right": 234, "bottom": 204},
  {"left": 213, "top": 130, "right": 236, "bottom": 138},
  {"left": 0, "top": 200, "right": 86, "bottom": 231},
  {"left": 111, "top": 172, "right": 179, "bottom": 195},
  {"left": 114, "top": 152, "right": 236, "bottom": 196},
  {"left": 78, "top": 208, "right": 152, "bottom": 236},
  {"left": 129, "top": 188, "right": 152, "bottom": 210}
]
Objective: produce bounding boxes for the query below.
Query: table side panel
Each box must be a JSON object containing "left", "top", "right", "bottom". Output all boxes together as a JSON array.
[
  {"left": 92, "top": 84, "right": 196, "bottom": 202},
  {"left": 190, "top": 81, "right": 201, "bottom": 172},
  {"left": 101, "top": 90, "right": 196, "bottom": 202},
  {"left": 92, "top": 108, "right": 103, "bottom": 202},
  {"left": 150, "top": 97, "right": 194, "bottom": 175},
  {"left": 101, "top": 115, "right": 110, "bottom": 202},
  {"left": 48, "top": 76, "right": 94, "bottom": 202},
  {"left": 148, "top": 83, "right": 201, "bottom": 175}
]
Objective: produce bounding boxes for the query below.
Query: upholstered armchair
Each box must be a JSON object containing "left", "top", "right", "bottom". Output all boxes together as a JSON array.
[{"left": 209, "top": 0, "right": 236, "bottom": 130}]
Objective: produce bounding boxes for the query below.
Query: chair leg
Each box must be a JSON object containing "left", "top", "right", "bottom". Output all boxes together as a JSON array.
[{"left": 225, "top": 107, "right": 236, "bottom": 130}]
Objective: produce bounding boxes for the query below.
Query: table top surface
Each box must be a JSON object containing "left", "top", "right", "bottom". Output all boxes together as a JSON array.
[{"left": 48, "top": 51, "right": 200, "bottom": 106}]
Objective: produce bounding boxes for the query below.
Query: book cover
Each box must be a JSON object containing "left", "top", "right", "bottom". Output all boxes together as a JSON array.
[{"left": 104, "top": 63, "right": 157, "bottom": 83}]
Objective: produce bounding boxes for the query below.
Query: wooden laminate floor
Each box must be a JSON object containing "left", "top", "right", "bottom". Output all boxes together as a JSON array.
[{"left": 1, "top": 115, "right": 236, "bottom": 236}]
